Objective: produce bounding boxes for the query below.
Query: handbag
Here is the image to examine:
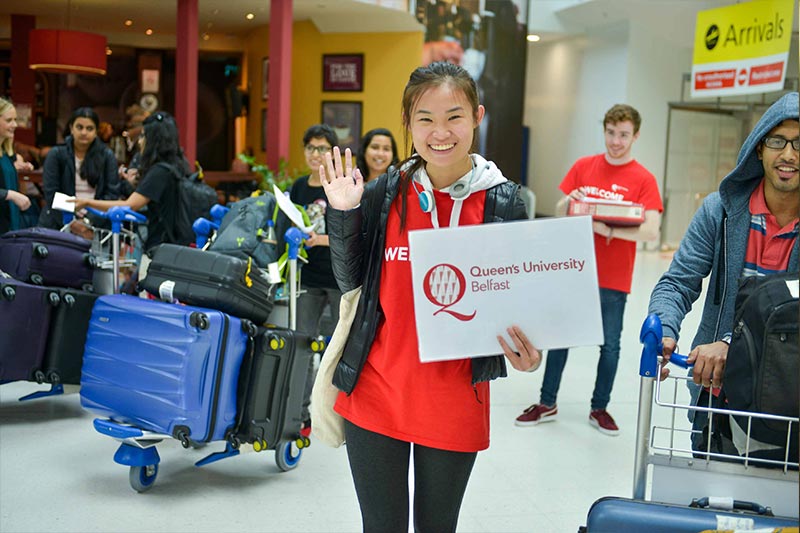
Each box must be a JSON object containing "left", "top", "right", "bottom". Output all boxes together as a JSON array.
[{"left": 310, "top": 286, "right": 362, "bottom": 447}]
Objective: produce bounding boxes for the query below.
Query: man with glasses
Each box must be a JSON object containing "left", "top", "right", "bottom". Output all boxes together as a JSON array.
[
  {"left": 290, "top": 124, "right": 341, "bottom": 438},
  {"left": 648, "top": 92, "right": 798, "bottom": 452},
  {"left": 516, "top": 104, "right": 663, "bottom": 435}
]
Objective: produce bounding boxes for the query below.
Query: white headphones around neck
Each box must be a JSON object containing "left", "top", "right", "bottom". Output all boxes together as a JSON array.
[{"left": 412, "top": 159, "right": 476, "bottom": 214}]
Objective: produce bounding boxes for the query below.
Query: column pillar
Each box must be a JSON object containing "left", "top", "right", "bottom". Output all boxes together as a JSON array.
[
  {"left": 176, "top": 0, "right": 198, "bottom": 166},
  {"left": 11, "top": 15, "right": 36, "bottom": 146},
  {"left": 267, "top": 0, "right": 292, "bottom": 170}
]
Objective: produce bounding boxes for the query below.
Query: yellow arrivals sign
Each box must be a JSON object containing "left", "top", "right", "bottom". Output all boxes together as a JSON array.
[{"left": 691, "top": 0, "right": 794, "bottom": 98}]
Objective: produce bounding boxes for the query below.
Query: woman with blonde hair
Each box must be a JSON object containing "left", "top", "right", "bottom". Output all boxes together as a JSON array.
[{"left": 0, "top": 97, "right": 33, "bottom": 234}]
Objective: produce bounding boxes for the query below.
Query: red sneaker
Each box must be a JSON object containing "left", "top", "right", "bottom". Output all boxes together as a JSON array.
[
  {"left": 589, "top": 409, "right": 619, "bottom": 436},
  {"left": 300, "top": 421, "right": 312, "bottom": 438},
  {"left": 514, "top": 404, "right": 557, "bottom": 427}
]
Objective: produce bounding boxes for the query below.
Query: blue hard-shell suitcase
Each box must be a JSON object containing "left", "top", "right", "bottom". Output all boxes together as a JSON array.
[
  {"left": 80, "top": 294, "right": 250, "bottom": 444},
  {"left": 582, "top": 496, "right": 798, "bottom": 532}
]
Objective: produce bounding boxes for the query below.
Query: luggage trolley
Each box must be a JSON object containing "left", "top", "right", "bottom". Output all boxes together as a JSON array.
[
  {"left": 582, "top": 314, "right": 799, "bottom": 531},
  {"left": 84, "top": 207, "right": 144, "bottom": 295},
  {"left": 86, "top": 226, "right": 319, "bottom": 492},
  {"left": 579, "top": 314, "right": 800, "bottom": 533}
]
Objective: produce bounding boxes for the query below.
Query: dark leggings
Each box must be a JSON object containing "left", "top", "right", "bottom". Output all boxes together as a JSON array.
[{"left": 344, "top": 420, "right": 477, "bottom": 533}]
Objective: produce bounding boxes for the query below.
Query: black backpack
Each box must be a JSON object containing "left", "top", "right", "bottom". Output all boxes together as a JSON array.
[
  {"left": 723, "top": 272, "right": 799, "bottom": 463},
  {"left": 158, "top": 163, "right": 218, "bottom": 246}
]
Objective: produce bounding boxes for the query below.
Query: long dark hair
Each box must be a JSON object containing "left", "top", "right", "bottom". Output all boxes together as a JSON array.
[
  {"left": 356, "top": 128, "right": 399, "bottom": 180},
  {"left": 137, "top": 111, "right": 189, "bottom": 177},
  {"left": 67, "top": 107, "right": 108, "bottom": 188},
  {"left": 396, "top": 61, "right": 481, "bottom": 229}
]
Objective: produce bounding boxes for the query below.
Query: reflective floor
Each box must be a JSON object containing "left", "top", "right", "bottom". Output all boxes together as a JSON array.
[{"left": 1, "top": 250, "right": 706, "bottom": 533}]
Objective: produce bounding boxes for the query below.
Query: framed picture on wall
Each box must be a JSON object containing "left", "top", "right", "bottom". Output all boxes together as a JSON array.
[
  {"left": 322, "top": 54, "right": 363, "bottom": 92},
  {"left": 321, "top": 101, "right": 362, "bottom": 153},
  {"left": 262, "top": 57, "right": 269, "bottom": 101}
]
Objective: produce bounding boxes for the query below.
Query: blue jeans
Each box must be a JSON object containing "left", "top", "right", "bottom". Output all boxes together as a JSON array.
[{"left": 539, "top": 288, "right": 628, "bottom": 411}]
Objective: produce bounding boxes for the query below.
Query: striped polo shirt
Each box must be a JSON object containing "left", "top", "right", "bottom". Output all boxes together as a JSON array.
[{"left": 742, "top": 180, "right": 799, "bottom": 277}]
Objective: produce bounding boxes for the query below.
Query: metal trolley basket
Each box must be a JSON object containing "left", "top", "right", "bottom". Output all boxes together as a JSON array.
[{"left": 634, "top": 314, "right": 799, "bottom": 520}]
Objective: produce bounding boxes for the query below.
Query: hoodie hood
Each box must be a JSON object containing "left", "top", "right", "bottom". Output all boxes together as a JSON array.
[
  {"left": 719, "top": 91, "right": 799, "bottom": 212},
  {"left": 412, "top": 153, "right": 508, "bottom": 195}
]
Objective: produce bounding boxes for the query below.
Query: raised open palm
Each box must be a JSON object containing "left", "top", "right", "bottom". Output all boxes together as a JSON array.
[{"left": 319, "top": 147, "right": 364, "bottom": 210}]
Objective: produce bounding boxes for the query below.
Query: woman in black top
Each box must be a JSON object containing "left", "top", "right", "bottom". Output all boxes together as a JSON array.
[
  {"left": 39, "top": 107, "right": 119, "bottom": 229},
  {"left": 73, "top": 111, "right": 188, "bottom": 253}
]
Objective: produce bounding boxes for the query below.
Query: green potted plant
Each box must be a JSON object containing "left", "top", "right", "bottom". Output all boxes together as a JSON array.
[{"left": 237, "top": 153, "right": 298, "bottom": 193}]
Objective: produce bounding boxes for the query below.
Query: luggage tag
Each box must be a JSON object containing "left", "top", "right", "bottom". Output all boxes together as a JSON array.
[{"left": 266, "top": 262, "right": 282, "bottom": 285}]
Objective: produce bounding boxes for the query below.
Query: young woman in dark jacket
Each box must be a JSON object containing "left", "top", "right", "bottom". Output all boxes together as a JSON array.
[
  {"left": 39, "top": 107, "right": 119, "bottom": 229},
  {"left": 319, "top": 61, "right": 541, "bottom": 533}
]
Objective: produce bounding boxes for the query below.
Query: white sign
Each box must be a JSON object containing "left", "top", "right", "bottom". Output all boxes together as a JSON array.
[
  {"left": 141, "top": 69, "right": 160, "bottom": 93},
  {"left": 272, "top": 184, "right": 314, "bottom": 233},
  {"left": 409, "top": 216, "right": 604, "bottom": 362}
]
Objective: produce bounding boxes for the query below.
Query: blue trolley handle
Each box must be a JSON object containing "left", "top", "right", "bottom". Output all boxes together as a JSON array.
[
  {"left": 85, "top": 206, "right": 146, "bottom": 294},
  {"left": 639, "top": 313, "right": 693, "bottom": 378},
  {"left": 283, "top": 227, "right": 310, "bottom": 329},
  {"left": 633, "top": 313, "right": 693, "bottom": 500}
]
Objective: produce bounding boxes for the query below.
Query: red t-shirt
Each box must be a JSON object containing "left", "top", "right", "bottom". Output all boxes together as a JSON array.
[
  {"left": 560, "top": 154, "right": 663, "bottom": 293},
  {"left": 334, "top": 185, "right": 491, "bottom": 452}
]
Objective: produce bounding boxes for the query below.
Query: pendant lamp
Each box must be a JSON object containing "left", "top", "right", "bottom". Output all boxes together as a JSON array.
[
  {"left": 29, "top": 29, "right": 107, "bottom": 76},
  {"left": 28, "top": 0, "right": 107, "bottom": 76}
]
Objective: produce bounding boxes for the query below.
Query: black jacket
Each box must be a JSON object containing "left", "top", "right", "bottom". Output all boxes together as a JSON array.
[
  {"left": 38, "top": 138, "right": 119, "bottom": 229},
  {"left": 327, "top": 168, "right": 528, "bottom": 394}
]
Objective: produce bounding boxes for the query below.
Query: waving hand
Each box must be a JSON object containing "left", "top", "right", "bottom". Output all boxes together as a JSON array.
[{"left": 319, "top": 147, "right": 364, "bottom": 211}]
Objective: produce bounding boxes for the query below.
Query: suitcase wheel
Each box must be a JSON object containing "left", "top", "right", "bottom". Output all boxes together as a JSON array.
[
  {"left": 47, "top": 292, "right": 61, "bottom": 306},
  {"left": 268, "top": 334, "right": 285, "bottom": 351},
  {"left": 175, "top": 429, "right": 191, "bottom": 449},
  {"left": 81, "top": 283, "right": 94, "bottom": 293},
  {"left": 189, "top": 312, "right": 210, "bottom": 330},
  {"left": 84, "top": 254, "right": 97, "bottom": 269},
  {"left": 310, "top": 336, "right": 326, "bottom": 353},
  {"left": 227, "top": 434, "right": 241, "bottom": 450},
  {"left": 33, "top": 243, "right": 48, "bottom": 259},
  {"left": 295, "top": 437, "right": 311, "bottom": 449},
  {"left": 1, "top": 285, "right": 15, "bottom": 301},
  {"left": 30, "top": 273, "right": 44, "bottom": 285},
  {"left": 129, "top": 464, "right": 158, "bottom": 493},
  {"left": 47, "top": 371, "right": 60, "bottom": 385},
  {"left": 275, "top": 441, "right": 302, "bottom": 472},
  {"left": 241, "top": 320, "right": 257, "bottom": 337},
  {"left": 33, "top": 370, "right": 46, "bottom": 384},
  {"left": 63, "top": 294, "right": 76, "bottom": 307},
  {"left": 253, "top": 439, "right": 268, "bottom": 452}
]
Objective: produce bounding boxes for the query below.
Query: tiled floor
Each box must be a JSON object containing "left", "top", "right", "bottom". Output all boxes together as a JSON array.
[{"left": 1, "top": 250, "right": 710, "bottom": 533}]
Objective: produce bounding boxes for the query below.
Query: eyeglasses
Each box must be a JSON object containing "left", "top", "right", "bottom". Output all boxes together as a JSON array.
[
  {"left": 763, "top": 136, "right": 800, "bottom": 151},
  {"left": 305, "top": 145, "right": 332, "bottom": 155}
]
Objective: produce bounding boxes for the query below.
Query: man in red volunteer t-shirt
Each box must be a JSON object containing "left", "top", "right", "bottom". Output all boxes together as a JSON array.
[{"left": 516, "top": 104, "right": 663, "bottom": 435}]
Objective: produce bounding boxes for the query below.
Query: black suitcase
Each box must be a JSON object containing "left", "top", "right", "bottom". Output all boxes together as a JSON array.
[
  {"left": 235, "top": 327, "right": 316, "bottom": 450},
  {"left": 0, "top": 277, "right": 61, "bottom": 382},
  {"left": 41, "top": 288, "right": 99, "bottom": 385},
  {"left": 140, "top": 244, "right": 274, "bottom": 324},
  {"left": 0, "top": 227, "right": 95, "bottom": 291}
]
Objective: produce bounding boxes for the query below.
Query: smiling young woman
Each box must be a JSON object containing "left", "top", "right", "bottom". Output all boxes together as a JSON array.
[{"left": 316, "top": 61, "right": 542, "bottom": 533}]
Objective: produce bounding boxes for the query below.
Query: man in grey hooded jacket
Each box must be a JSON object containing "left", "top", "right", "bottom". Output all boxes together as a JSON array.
[{"left": 647, "top": 91, "right": 799, "bottom": 450}]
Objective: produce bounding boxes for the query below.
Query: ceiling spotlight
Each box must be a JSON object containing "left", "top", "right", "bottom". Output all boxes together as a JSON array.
[
  {"left": 202, "top": 33, "right": 210, "bottom": 41},
  {"left": 145, "top": 28, "right": 153, "bottom": 35},
  {"left": 245, "top": 13, "right": 255, "bottom": 20},
  {"left": 106, "top": 47, "right": 112, "bottom": 55},
  {"left": 526, "top": 34, "right": 541, "bottom": 42},
  {"left": 124, "top": 19, "right": 133, "bottom": 27}
]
